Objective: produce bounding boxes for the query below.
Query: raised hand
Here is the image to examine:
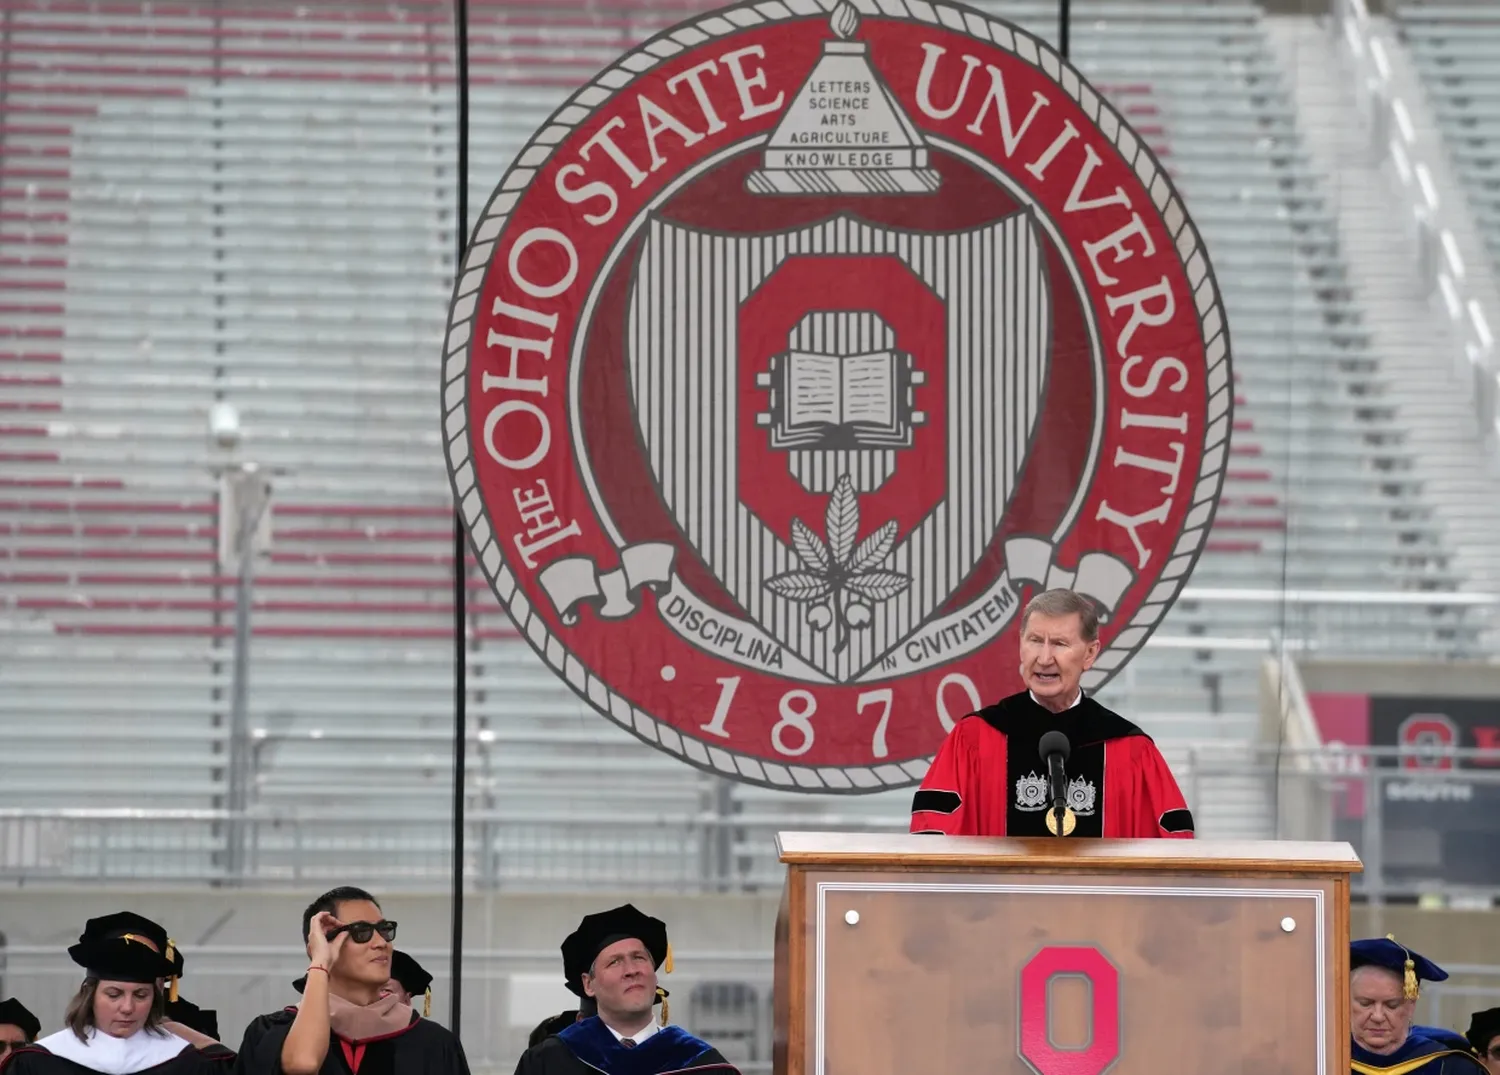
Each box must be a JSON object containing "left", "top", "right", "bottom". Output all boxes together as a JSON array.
[{"left": 305, "top": 911, "right": 347, "bottom": 972}]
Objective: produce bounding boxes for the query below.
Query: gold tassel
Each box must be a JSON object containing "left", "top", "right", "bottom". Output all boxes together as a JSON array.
[
  {"left": 167, "top": 939, "right": 179, "bottom": 1003},
  {"left": 423, "top": 989, "right": 431, "bottom": 1018},
  {"left": 660, "top": 940, "right": 673, "bottom": 1023},
  {"left": 1386, "top": 934, "right": 1419, "bottom": 1000}
]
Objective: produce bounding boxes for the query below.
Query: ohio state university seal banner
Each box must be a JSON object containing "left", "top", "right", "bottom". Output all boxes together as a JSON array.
[{"left": 441, "top": 0, "right": 1231, "bottom": 791}]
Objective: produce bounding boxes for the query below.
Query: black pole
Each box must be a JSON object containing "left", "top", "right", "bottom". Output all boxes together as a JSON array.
[
  {"left": 1059, "top": 0, "right": 1071, "bottom": 59},
  {"left": 448, "top": 0, "right": 471, "bottom": 1040}
]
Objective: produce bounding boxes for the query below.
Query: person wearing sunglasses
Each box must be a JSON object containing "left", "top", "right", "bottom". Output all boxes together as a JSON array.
[
  {"left": 1466, "top": 1009, "right": 1500, "bottom": 1074},
  {"left": 230, "top": 886, "right": 469, "bottom": 1075},
  {"left": 0, "top": 999, "right": 41, "bottom": 1062}
]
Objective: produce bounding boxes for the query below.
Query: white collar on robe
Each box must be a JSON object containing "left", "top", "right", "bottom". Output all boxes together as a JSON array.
[
  {"left": 1029, "top": 689, "right": 1083, "bottom": 710},
  {"left": 602, "top": 1015, "right": 660, "bottom": 1046},
  {"left": 35, "top": 1027, "right": 190, "bottom": 1074}
]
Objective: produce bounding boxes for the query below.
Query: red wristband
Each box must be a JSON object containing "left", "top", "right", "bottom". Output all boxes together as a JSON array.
[{"left": 306, "top": 965, "right": 329, "bottom": 975}]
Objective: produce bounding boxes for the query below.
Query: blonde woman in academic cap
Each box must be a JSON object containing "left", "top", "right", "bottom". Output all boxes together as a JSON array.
[
  {"left": 2, "top": 912, "right": 233, "bottom": 1075},
  {"left": 1350, "top": 936, "right": 1485, "bottom": 1074}
]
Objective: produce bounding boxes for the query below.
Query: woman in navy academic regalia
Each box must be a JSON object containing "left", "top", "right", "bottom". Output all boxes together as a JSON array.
[{"left": 1351, "top": 936, "right": 1485, "bottom": 1074}]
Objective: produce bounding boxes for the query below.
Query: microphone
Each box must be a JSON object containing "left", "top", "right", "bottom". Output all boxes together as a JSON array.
[{"left": 1038, "top": 730, "right": 1072, "bottom": 836}]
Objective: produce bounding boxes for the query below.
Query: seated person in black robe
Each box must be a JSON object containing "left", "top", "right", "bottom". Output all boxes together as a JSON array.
[
  {"left": 527, "top": 999, "right": 594, "bottom": 1050},
  {"left": 1351, "top": 937, "right": 1486, "bottom": 1074},
  {"left": 232, "top": 886, "right": 469, "bottom": 1075},
  {"left": 1, "top": 912, "right": 233, "bottom": 1075},
  {"left": 0, "top": 999, "right": 43, "bottom": 1062},
  {"left": 1465, "top": 1008, "right": 1500, "bottom": 1074},
  {"left": 513, "top": 904, "right": 736, "bottom": 1075},
  {"left": 163, "top": 1002, "right": 219, "bottom": 1046}
]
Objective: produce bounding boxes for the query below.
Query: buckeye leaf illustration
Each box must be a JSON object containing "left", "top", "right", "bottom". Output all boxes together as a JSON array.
[{"left": 764, "top": 473, "right": 913, "bottom": 652}]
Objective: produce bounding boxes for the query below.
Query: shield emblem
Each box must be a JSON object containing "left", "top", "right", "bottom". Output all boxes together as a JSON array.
[{"left": 627, "top": 211, "right": 1052, "bottom": 682}]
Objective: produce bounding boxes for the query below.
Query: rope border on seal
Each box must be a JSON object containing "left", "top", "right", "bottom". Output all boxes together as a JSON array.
[{"left": 439, "top": 0, "right": 1233, "bottom": 793}]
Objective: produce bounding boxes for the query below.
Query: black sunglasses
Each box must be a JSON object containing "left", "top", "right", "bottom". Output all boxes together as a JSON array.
[{"left": 326, "top": 920, "right": 397, "bottom": 944}]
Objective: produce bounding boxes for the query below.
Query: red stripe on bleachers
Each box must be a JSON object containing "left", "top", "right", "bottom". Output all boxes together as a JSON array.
[
  {"left": 1204, "top": 540, "right": 1261, "bottom": 554},
  {"left": 0, "top": 498, "right": 214, "bottom": 513},
  {"left": 0, "top": 477, "right": 123, "bottom": 489},
  {"left": 54, "top": 624, "right": 520, "bottom": 639}
]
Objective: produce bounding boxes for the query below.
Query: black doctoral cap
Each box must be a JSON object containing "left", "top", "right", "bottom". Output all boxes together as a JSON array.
[
  {"left": 164, "top": 997, "right": 219, "bottom": 1041},
  {"left": 68, "top": 911, "right": 182, "bottom": 995},
  {"left": 0, "top": 999, "right": 41, "bottom": 1041},
  {"left": 1467, "top": 1009, "right": 1500, "bottom": 1056},
  {"left": 560, "top": 904, "right": 670, "bottom": 997}
]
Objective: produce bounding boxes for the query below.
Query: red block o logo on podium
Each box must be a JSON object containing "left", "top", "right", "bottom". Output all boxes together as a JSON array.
[{"left": 1018, "top": 946, "right": 1121, "bottom": 1075}]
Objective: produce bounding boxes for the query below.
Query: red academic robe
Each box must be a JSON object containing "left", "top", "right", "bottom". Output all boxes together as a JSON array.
[{"left": 910, "top": 691, "right": 1195, "bottom": 838}]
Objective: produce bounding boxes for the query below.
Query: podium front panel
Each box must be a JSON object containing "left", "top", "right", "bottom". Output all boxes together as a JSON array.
[{"left": 788, "top": 871, "right": 1336, "bottom": 1075}]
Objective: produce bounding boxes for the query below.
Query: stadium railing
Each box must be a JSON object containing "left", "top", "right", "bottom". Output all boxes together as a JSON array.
[{"left": 3, "top": 743, "right": 1498, "bottom": 901}]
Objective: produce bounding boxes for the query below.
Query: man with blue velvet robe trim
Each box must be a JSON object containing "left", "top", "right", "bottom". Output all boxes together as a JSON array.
[
  {"left": 1350, "top": 938, "right": 1485, "bottom": 1075},
  {"left": 512, "top": 905, "right": 734, "bottom": 1075}
]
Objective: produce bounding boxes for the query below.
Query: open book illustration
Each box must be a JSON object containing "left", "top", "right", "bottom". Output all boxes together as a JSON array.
[{"left": 768, "top": 346, "right": 917, "bottom": 450}]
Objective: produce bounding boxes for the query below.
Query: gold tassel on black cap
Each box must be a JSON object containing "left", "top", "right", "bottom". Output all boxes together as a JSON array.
[
  {"left": 122, "top": 932, "right": 180, "bottom": 1002},
  {"left": 1387, "top": 934, "right": 1419, "bottom": 1000},
  {"left": 660, "top": 939, "right": 673, "bottom": 1025},
  {"left": 166, "top": 939, "right": 179, "bottom": 1003},
  {"left": 423, "top": 988, "right": 431, "bottom": 1019}
]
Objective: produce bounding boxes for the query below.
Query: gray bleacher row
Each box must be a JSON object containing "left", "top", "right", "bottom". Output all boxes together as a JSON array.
[
  {"left": 0, "top": 0, "right": 1478, "bottom": 878},
  {"left": 1399, "top": 1, "right": 1500, "bottom": 269}
]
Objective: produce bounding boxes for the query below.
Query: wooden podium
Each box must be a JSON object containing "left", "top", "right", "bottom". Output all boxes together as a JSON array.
[{"left": 774, "top": 833, "right": 1361, "bottom": 1075}]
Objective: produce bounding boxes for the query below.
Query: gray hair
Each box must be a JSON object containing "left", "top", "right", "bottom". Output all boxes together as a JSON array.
[{"left": 1021, "top": 589, "right": 1100, "bottom": 643}]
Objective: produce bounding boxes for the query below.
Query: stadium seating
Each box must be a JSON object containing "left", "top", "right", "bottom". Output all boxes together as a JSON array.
[
  {"left": 1399, "top": 1, "right": 1500, "bottom": 273},
  {"left": 0, "top": 0, "right": 1482, "bottom": 885}
]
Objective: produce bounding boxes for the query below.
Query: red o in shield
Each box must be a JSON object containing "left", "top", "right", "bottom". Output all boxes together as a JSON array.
[
  {"left": 1399, "top": 714, "right": 1459, "bottom": 771},
  {"left": 1017, "top": 946, "right": 1121, "bottom": 1075},
  {"left": 443, "top": 0, "right": 1230, "bottom": 789}
]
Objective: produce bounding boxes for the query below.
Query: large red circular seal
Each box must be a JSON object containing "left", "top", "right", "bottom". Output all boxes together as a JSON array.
[{"left": 442, "top": 0, "right": 1231, "bottom": 791}]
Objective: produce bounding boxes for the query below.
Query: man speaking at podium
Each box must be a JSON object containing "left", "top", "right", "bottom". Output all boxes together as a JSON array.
[{"left": 910, "top": 588, "right": 1194, "bottom": 838}]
